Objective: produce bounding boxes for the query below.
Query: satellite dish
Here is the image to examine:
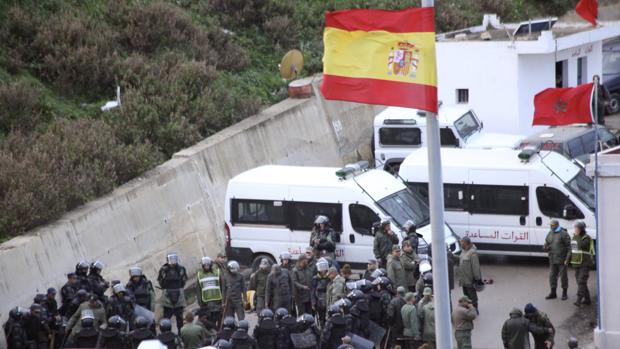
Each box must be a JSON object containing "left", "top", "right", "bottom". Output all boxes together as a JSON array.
[{"left": 279, "top": 49, "right": 304, "bottom": 80}]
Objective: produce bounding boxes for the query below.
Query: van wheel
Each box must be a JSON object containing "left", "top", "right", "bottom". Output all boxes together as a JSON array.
[
  {"left": 251, "top": 254, "right": 276, "bottom": 272},
  {"left": 607, "top": 93, "right": 620, "bottom": 115}
]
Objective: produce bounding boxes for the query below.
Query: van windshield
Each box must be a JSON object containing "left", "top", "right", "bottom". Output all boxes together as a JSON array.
[
  {"left": 565, "top": 171, "right": 595, "bottom": 211},
  {"left": 377, "top": 189, "right": 429, "bottom": 227},
  {"left": 453, "top": 111, "right": 481, "bottom": 140}
]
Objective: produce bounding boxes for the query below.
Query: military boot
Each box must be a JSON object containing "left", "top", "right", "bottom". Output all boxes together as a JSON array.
[
  {"left": 583, "top": 290, "right": 592, "bottom": 305},
  {"left": 545, "top": 288, "right": 557, "bottom": 300},
  {"left": 561, "top": 288, "right": 568, "bottom": 300},
  {"left": 574, "top": 296, "right": 582, "bottom": 307}
]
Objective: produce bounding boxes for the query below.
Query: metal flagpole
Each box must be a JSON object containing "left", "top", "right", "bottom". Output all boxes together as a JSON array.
[
  {"left": 420, "top": 0, "right": 454, "bottom": 348},
  {"left": 593, "top": 77, "right": 602, "bottom": 330}
]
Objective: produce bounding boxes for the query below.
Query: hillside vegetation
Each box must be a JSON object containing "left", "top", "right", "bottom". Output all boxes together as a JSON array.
[{"left": 0, "top": 0, "right": 578, "bottom": 239}]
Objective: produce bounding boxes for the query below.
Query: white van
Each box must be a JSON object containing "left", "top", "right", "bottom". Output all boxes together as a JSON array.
[
  {"left": 399, "top": 148, "right": 596, "bottom": 256},
  {"left": 224, "top": 162, "right": 460, "bottom": 270},
  {"left": 374, "top": 106, "right": 523, "bottom": 172}
]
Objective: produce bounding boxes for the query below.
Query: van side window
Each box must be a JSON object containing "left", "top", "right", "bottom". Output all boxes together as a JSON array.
[
  {"left": 407, "top": 182, "right": 466, "bottom": 211},
  {"left": 290, "top": 202, "right": 343, "bottom": 232},
  {"left": 231, "top": 199, "right": 286, "bottom": 225},
  {"left": 468, "top": 185, "right": 528, "bottom": 215},
  {"left": 379, "top": 127, "right": 421, "bottom": 146},
  {"left": 536, "top": 187, "right": 584, "bottom": 219},
  {"left": 440, "top": 128, "right": 459, "bottom": 147},
  {"left": 349, "top": 204, "right": 380, "bottom": 235}
]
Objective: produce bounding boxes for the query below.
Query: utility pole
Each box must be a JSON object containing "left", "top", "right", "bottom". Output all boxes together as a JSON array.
[{"left": 420, "top": 0, "right": 454, "bottom": 348}]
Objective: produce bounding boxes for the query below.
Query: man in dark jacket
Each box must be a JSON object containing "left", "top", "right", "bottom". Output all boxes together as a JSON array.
[
  {"left": 311, "top": 259, "right": 331, "bottom": 328},
  {"left": 266, "top": 264, "right": 294, "bottom": 313},
  {"left": 275, "top": 308, "right": 296, "bottom": 349},
  {"left": 24, "top": 304, "right": 50, "bottom": 349},
  {"left": 524, "top": 304, "right": 554, "bottom": 349},
  {"left": 250, "top": 258, "right": 271, "bottom": 313},
  {"left": 157, "top": 318, "right": 182, "bottom": 349},
  {"left": 70, "top": 312, "right": 99, "bottom": 348},
  {"left": 4, "top": 307, "right": 28, "bottom": 349},
  {"left": 106, "top": 284, "right": 135, "bottom": 328},
  {"left": 321, "top": 305, "right": 347, "bottom": 349},
  {"left": 543, "top": 220, "right": 571, "bottom": 300},
  {"left": 401, "top": 241, "right": 420, "bottom": 293},
  {"left": 217, "top": 317, "right": 237, "bottom": 342},
  {"left": 225, "top": 261, "right": 248, "bottom": 321},
  {"left": 96, "top": 315, "right": 128, "bottom": 349},
  {"left": 128, "top": 316, "right": 155, "bottom": 349},
  {"left": 60, "top": 273, "right": 79, "bottom": 317},
  {"left": 87, "top": 261, "right": 110, "bottom": 301},
  {"left": 501, "top": 308, "right": 550, "bottom": 349},
  {"left": 293, "top": 255, "right": 313, "bottom": 315},
  {"left": 373, "top": 219, "right": 399, "bottom": 268},
  {"left": 458, "top": 238, "right": 482, "bottom": 312},
  {"left": 386, "top": 286, "right": 406, "bottom": 347}
]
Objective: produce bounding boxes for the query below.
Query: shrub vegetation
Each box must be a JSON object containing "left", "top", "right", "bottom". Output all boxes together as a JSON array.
[{"left": 0, "top": 0, "right": 578, "bottom": 238}]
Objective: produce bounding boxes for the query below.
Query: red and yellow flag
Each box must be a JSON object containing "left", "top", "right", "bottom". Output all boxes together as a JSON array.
[{"left": 321, "top": 7, "right": 437, "bottom": 112}]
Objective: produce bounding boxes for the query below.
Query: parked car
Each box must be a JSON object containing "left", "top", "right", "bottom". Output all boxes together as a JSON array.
[
  {"left": 517, "top": 125, "right": 619, "bottom": 167},
  {"left": 603, "top": 38, "right": 620, "bottom": 115},
  {"left": 373, "top": 105, "right": 523, "bottom": 173}
]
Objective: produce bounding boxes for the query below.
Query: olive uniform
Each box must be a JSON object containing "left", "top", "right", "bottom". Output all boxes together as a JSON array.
[
  {"left": 544, "top": 227, "right": 571, "bottom": 299},
  {"left": 326, "top": 275, "right": 346, "bottom": 308},
  {"left": 373, "top": 231, "right": 399, "bottom": 268},
  {"left": 250, "top": 269, "right": 270, "bottom": 313},
  {"left": 126, "top": 276, "right": 156, "bottom": 311},
  {"left": 452, "top": 302, "right": 477, "bottom": 349},
  {"left": 569, "top": 233, "right": 594, "bottom": 305},
  {"left": 158, "top": 263, "right": 189, "bottom": 331},
  {"left": 387, "top": 255, "right": 407, "bottom": 290},
  {"left": 458, "top": 245, "right": 482, "bottom": 310},
  {"left": 310, "top": 228, "right": 337, "bottom": 261},
  {"left": 197, "top": 267, "right": 225, "bottom": 325},
  {"left": 292, "top": 264, "right": 312, "bottom": 315}
]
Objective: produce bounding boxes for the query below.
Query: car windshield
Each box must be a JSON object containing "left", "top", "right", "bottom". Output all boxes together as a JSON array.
[
  {"left": 453, "top": 111, "right": 481, "bottom": 140},
  {"left": 565, "top": 171, "right": 595, "bottom": 211},
  {"left": 377, "top": 189, "right": 429, "bottom": 227}
]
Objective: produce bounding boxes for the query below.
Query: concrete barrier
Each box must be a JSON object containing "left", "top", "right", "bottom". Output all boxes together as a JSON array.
[{"left": 0, "top": 77, "right": 383, "bottom": 344}]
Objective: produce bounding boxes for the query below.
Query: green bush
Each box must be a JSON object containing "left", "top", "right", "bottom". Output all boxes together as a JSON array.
[
  {"left": 0, "top": 118, "right": 163, "bottom": 237},
  {"left": 0, "top": 80, "right": 51, "bottom": 133}
]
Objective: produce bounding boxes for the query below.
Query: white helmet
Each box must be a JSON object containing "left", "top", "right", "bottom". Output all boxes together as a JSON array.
[
  {"left": 201, "top": 256, "right": 213, "bottom": 267},
  {"left": 419, "top": 259, "right": 432, "bottom": 274},
  {"left": 227, "top": 261, "right": 240, "bottom": 272},
  {"left": 316, "top": 258, "right": 329, "bottom": 272},
  {"left": 129, "top": 266, "right": 143, "bottom": 277}
]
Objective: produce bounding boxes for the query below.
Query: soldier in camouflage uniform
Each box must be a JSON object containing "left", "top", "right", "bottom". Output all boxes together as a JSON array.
[
  {"left": 373, "top": 219, "right": 399, "bottom": 269},
  {"left": 292, "top": 255, "right": 313, "bottom": 315},
  {"left": 568, "top": 221, "right": 594, "bottom": 306},
  {"left": 543, "top": 220, "right": 571, "bottom": 300},
  {"left": 524, "top": 303, "right": 555, "bottom": 349},
  {"left": 250, "top": 258, "right": 271, "bottom": 313},
  {"left": 326, "top": 267, "right": 346, "bottom": 307},
  {"left": 157, "top": 253, "right": 188, "bottom": 332}
]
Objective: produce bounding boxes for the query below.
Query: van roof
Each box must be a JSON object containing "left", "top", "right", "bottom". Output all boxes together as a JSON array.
[
  {"left": 373, "top": 105, "right": 470, "bottom": 127},
  {"left": 519, "top": 125, "right": 606, "bottom": 145},
  {"left": 229, "top": 165, "right": 406, "bottom": 200},
  {"left": 400, "top": 148, "right": 580, "bottom": 184}
]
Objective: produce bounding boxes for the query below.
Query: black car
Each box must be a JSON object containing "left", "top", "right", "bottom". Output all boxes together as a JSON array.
[
  {"left": 518, "top": 125, "right": 619, "bottom": 166},
  {"left": 603, "top": 39, "right": 620, "bottom": 115}
]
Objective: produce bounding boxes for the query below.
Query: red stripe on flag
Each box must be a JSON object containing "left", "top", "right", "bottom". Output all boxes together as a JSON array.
[
  {"left": 325, "top": 7, "right": 435, "bottom": 33},
  {"left": 321, "top": 74, "right": 438, "bottom": 113},
  {"left": 532, "top": 83, "right": 594, "bottom": 126},
  {"left": 576, "top": 0, "right": 598, "bottom": 26}
]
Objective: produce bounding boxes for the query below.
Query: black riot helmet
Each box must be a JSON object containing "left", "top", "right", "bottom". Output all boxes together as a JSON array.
[
  {"left": 328, "top": 304, "right": 341, "bottom": 316},
  {"left": 259, "top": 308, "right": 274, "bottom": 320},
  {"left": 347, "top": 290, "right": 365, "bottom": 302},
  {"left": 81, "top": 310, "right": 95, "bottom": 328},
  {"left": 298, "top": 313, "right": 315, "bottom": 326},
  {"left": 159, "top": 318, "right": 172, "bottom": 332},
  {"left": 223, "top": 316, "right": 236, "bottom": 330},
  {"left": 76, "top": 260, "right": 89, "bottom": 275},
  {"left": 275, "top": 308, "right": 289, "bottom": 321},
  {"left": 238, "top": 320, "right": 249, "bottom": 331},
  {"left": 215, "top": 339, "right": 232, "bottom": 349},
  {"left": 108, "top": 315, "right": 127, "bottom": 330},
  {"left": 135, "top": 316, "right": 149, "bottom": 329},
  {"left": 9, "top": 306, "right": 27, "bottom": 321}
]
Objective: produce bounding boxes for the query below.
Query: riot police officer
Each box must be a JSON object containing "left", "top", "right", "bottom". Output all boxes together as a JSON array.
[
  {"left": 157, "top": 253, "right": 188, "bottom": 332},
  {"left": 322, "top": 304, "right": 348, "bottom": 349},
  {"left": 106, "top": 284, "right": 135, "bottom": 328},
  {"left": 4, "top": 306, "right": 28, "bottom": 349},
  {"left": 290, "top": 314, "right": 320, "bottom": 349},
  {"left": 275, "top": 308, "right": 296, "bottom": 349},
  {"left": 88, "top": 260, "right": 109, "bottom": 301},
  {"left": 292, "top": 255, "right": 312, "bottom": 316},
  {"left": 75, "top": 261, "right": 91, "bottom": 292},
  {"left": 310, "top": 216, "right": 337, "bottom": 261},
  {"left": 217, "top": 317, "right": 237, "bottom": 342},
  {"left": 157, "top": 318, "right": 182, "bottom": 349},
  {"left": 253, "top": 309, "right": 278, "bottom": 349},
  {"left": 230, "top": 320, "right": 257, "bottom": 349},
  {"left": 96, "top": 315, "right": 128, "bottom": 349},
  {"left": 311, "top": 258, "right": 331, "bottom": 328},
  {"left": 23, "top": 304, "right": 50, "bottom": 349},
  {"left": 127, "top": 316, "right": 155, "bottom": 349},
  {"left": 70, "top": 310, "right": 99, "bottom": 348},
  {"left": 126, "top": 266, "right": 156, "bottom": 311},
  {"left": 224, "top": 261, "right": 247, "bottom": 321},
  {"left": 60, "top": 273, "right": 79, "bottom": 317},
  {"left": 197, "top": 256, "right": 225, "bottom": 326}
]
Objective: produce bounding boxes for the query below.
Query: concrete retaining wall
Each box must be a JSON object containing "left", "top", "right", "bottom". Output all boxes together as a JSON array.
[{"left": 0, "top": 78, "right": 383, "bottom": 344}]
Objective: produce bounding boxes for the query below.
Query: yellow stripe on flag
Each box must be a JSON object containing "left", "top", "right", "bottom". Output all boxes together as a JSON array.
[{"left": 323, "top": 27, "right": 437, "bottom": 86}]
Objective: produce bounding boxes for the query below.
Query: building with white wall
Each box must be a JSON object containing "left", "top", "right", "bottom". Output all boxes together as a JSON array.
[{"left": 436, "top": 15, "right": 620, "bottom": 135}]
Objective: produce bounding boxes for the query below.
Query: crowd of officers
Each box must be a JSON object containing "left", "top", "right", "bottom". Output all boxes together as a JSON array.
[{"left": 3, "top": 215, "right": 594, "bottom": 349}]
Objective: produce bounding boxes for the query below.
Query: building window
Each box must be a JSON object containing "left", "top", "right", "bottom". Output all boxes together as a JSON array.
[
  {"left": 556, "top": 60, "right": 568, "bottom": 88},
  {"left": 456, "top": 89, "right": 469, "bottom": 104},
  {"left": 577, "top": 57, "right": 587, "bottom": 85}
]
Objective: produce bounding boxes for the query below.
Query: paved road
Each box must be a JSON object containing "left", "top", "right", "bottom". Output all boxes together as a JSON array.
[{"left": 453, "top": 255, "right": 597, "bottom": 349}]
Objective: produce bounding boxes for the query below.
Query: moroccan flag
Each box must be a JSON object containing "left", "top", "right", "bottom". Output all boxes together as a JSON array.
[
  {"left": 321, "top": 7, "right": 438, "bottom": 112},
  {"left": 576, "top": 0, "right": 598, "bottom": 26},
  {"left": 532, "top": 83, "right": 594, "bottom": 126}
]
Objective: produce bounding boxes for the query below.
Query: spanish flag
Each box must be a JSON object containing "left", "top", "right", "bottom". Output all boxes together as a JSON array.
[{"left": 321, "top": 7, "right": 438, "bottom": 112}]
